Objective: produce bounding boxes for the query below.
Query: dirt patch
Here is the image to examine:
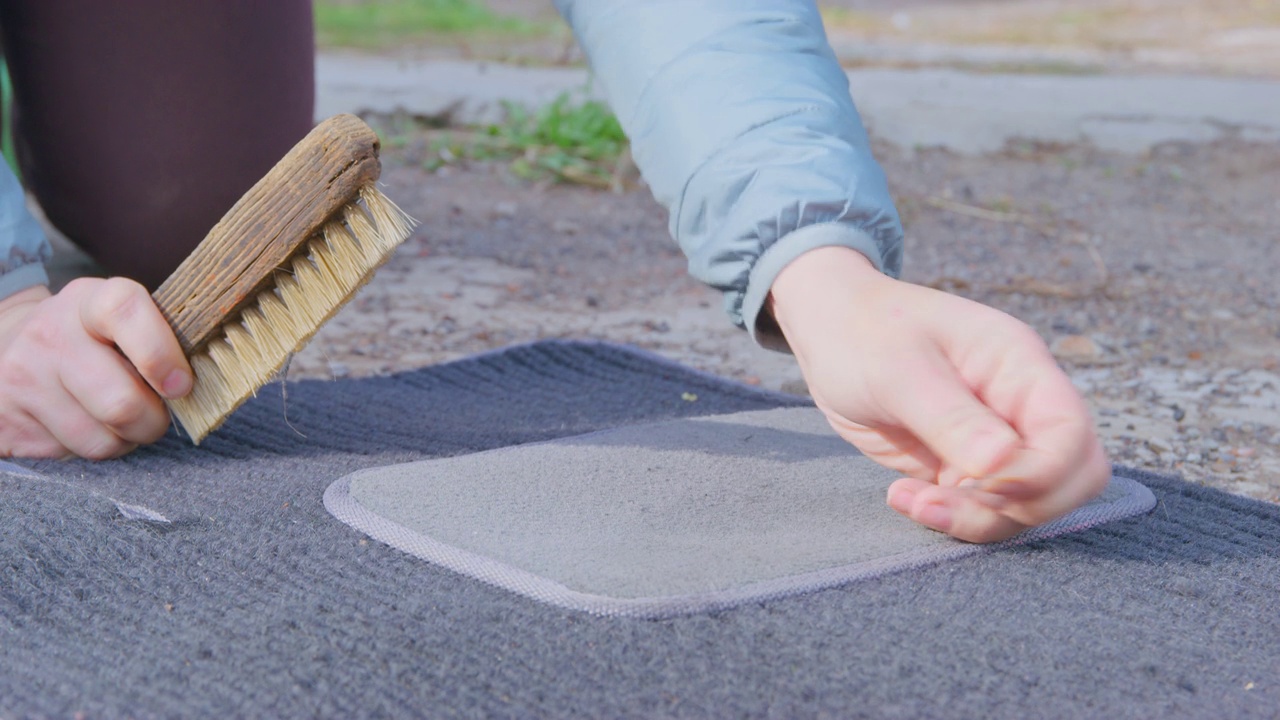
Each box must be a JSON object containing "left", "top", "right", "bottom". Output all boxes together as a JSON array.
[{"left": 281, "top": 132, "right": 1280, "bottom": 503}]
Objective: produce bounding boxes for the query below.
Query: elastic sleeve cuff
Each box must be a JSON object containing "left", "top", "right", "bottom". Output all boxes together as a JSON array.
[
  {"left": 742, "top": 222, "right": 886, "bottom": 353},
  {"left": 0, "top": 262, "right": 49, "bottom": 301}
]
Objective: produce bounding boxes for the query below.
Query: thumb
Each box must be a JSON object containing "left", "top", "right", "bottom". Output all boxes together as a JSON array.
[{"left": 877, "top": 350, "right": 1021, "bottom": 479}]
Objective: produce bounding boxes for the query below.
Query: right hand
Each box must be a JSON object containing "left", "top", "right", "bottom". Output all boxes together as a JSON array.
[
  {"left": 0, "top": 278, "right": 192, "bottom": 459},
  {"left": 768, "top": 247, "right": 1110, "bottom": 543}
]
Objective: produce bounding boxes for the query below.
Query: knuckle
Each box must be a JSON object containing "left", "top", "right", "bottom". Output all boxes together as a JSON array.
[
  {"left": 60, "top": 277, "right": 100, "bottom": 298},
  {"left": 992, "top": 322, "right": 1047, "bottom": 358},
  {"left": 97, "top": 391, "right": 151, "bottom": 430},
  {"left": 80, "top": 444, "right": 121, "bottom": 461},
  {"left": 935, "top": 403, "right": 991, "bottom": 437},
  {"left": 27, "top": 324, "right": 59, "bottom": 350},
  {"left": 95, "top": 278, "right": 151, "bottom": 325},
  {"left": 0, "top": 418, "right": 62, "bottom": 459},
  {"left": 16, "top": 308, "right": 63, "bottom": 350},
  {"left": 1006, "top": 320, "right": 1043, "bottom": 345},
  {"left": 130, "top": 355, "right": 180, "bottom": 390},
  {"left": 78, "top": 434, "right": 132, "bottom": 461},
  {"left": 0, "top": 358, "right": 38, "bottom": 389},
  {"left": 54, "top": 411, "right": 129, "bottom": 461},
  {"left": 135, "top": 418, "right": 170, "bottom": 445},
  {"left": 129, "top": 347, "right": 172, "bottom": 380},
  {"left": 17, "top": 439, "right": 68, "bottom": 459}
]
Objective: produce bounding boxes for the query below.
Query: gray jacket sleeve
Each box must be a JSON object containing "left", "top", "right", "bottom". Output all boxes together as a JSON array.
[
  {"left": 0, "top": 161, "right": 51, "bottom": 299},
  {"left": 553, "top": 0, "right": 904, "bottom": 351}
]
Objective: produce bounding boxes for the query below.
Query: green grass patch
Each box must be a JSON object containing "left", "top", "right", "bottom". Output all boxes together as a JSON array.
[
  {"left": 419, "top": 92, "right": 631, "bottom": 188},
  {"left": 1, "top": 60, "right": 16, "bottom": 177},
  {"left": 818, "top": 7, "right": 889, "bottom": 34},
  {"left": 314, "top": 0, "right": 542, "bottom": 48}
]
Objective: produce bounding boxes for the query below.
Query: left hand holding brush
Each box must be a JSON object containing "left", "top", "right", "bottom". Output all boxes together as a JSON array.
[
  {"left": 768, "top": 246, "right": 1111, "bottom": 543},
  {"left": 0, "top": 279, "right": 192, "bottom": 459}
]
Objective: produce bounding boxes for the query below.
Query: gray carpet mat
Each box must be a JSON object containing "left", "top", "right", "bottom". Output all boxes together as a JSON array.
[
  {"left": 3, "top": 340, "right": 1278, "bottom": 718},
  {"left": 325, "top": 407, "right": 1154, "bottom": 618}
]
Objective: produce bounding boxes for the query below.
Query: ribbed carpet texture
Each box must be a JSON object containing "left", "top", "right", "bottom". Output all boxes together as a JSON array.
[{"left": 3, "top": 340, "right": 1278, "bottom": 718}]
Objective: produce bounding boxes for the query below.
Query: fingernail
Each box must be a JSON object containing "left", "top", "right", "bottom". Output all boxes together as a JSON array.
[
  {"left": 887, "top": 486, "right": 916, "bottom": 515},
  {"left": 917, "top": 502, "right": 953, "bottom": 533},
  {"left": 161, "top": 369, "right": 193, "bottom": 398}
]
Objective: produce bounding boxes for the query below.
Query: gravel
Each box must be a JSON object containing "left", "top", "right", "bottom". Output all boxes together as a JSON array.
[{"left": 281, "top": 133, "right": 1280, "bottom": 503}]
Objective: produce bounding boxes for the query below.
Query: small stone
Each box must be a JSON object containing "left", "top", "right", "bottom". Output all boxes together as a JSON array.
[
  {"left": 492, "top": 201, "right": 518, "bottom": 218},
  {"left": 1050, "top": 334, "right": 1100, "bottom": 361},
  {"left": 1185, "top": 452, "right": 1203, "bottom": 463},
  {"left": 552, "top": 219, "right": 581, "bottom": 235},
  {"left": 781, "top": 379, "right": 811, "bottom": 397},
  {"left": 643, "top": 320, "right": 671, "bottom": 333},
  {"left": 328, "top": 362, "right": 349, "bottom": 379}
]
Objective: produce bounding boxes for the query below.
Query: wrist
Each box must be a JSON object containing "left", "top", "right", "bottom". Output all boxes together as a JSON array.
[{"left": 767, "top": 246, "right": 883, "bottom": 344}]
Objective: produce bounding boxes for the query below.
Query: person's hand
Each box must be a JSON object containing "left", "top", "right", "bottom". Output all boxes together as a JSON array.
[
  {"left": 0, "top": 279, "right": 192, "bottom": 459},
  {"left": 768, "top": 246, "right": 1109, "bottom": 543}
]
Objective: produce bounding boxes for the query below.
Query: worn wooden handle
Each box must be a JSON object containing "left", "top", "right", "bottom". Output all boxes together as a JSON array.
[{"left": 152, "top": 113, "right": 382, "bottom": 355}]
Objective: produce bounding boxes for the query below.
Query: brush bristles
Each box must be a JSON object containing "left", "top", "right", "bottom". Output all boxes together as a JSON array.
[{"left": 166, "top": 185, "right": 416, "bottom": 443}]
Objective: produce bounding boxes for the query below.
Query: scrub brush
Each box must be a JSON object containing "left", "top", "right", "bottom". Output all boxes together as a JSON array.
[{"left": 150, "top": 113, "right": 415, "bottom": 443}]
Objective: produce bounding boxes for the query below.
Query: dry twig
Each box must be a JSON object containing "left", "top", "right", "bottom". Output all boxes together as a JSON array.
[{"left": 924, "top": 195, "right": 1115, "bottom": 297}]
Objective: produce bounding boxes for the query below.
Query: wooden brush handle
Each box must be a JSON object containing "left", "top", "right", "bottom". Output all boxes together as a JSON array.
[{"left": 152, "top": 113, "right": 382, "bottom": 356}]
